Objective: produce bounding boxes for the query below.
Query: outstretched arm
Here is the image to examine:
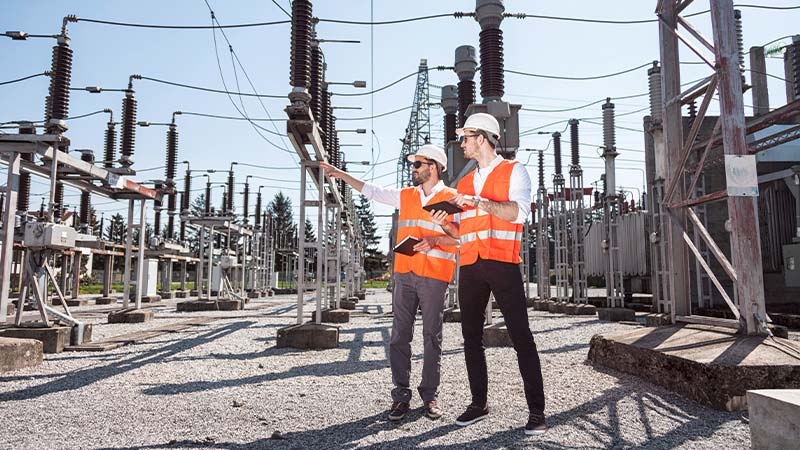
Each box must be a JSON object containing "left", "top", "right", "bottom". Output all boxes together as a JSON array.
[{"left": 319, "top": 162, "right": 365, "bottom": 192}]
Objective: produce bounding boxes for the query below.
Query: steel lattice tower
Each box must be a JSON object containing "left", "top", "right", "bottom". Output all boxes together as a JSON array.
[{"left": 397, "top": 59, "right": 431, "bottom": 188}]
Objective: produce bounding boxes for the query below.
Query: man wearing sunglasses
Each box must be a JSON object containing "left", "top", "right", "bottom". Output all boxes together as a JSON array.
[
  {"left": 434, "top": 112, "right": 548, "bottom": 436},
  {"left": 320, "top": 144, "right": 459, "bottom": 422}
]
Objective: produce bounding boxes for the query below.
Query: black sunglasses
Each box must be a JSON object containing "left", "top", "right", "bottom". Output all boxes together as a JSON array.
[
  {"left": 457, "top": 133, "right": 481, "bottom": 144},
  {"left": 410, "top": 160, "right": 436, "bottom": 169}
]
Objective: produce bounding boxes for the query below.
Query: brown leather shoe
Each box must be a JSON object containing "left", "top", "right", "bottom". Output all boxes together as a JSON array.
[{"left": 424, "top": 400, "right": 442, "bottom": 419}]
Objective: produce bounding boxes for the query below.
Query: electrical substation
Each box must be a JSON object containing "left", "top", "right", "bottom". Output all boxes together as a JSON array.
[{"left": 0, "top": 1, "right": 799, "bottom": 448}]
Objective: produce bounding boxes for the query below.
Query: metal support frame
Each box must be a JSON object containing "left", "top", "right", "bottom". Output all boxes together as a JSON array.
[
  {"left": 536, "top": 189, "right": 551, "bottom": 300},
  {"left": 569, "top": 166, "right": 588, "bottom": 303},
  {"left": 656, "top": 0, "right": 768, "bottom": 334},
  {"left": 552, "top": 176, "right": 569, "bottom": 301},
  {"left": 298, "top": 160, "right": 326, "bottom": 324}
]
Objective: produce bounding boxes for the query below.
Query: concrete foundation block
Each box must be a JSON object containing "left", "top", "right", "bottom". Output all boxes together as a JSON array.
[
  {"left": 189, "top": 290, "right": 199, "bottom": 296},
  {"left": 575, "top": 304, "right": 597, "bottom": 315},
  {"left": 174, "top": 290, "right": 188, "bottom": 299},
  {"left": 71, "top": 323, "right": 93, "bottom": 345},
  {"left": 348, "top": 296, "right": 359, "bottom": 303},
  {"left": 588, "top": 324, "right": 800, "bottom": 411},
  {"left": 247, "top": 291, "right": 260, "bottom": 299},
  {"left": 484, "top": 322, "right": 513, "bottom": 347},
  {"left": 339, "top": 299, "right": 357, "bottom": 310},
  {"left": 0, "top": 326, "right": 71, "bottom": 353},
  {"left": 747, "top": 389, "right": 800, "bottom": 450},
  {"left": 276, "top": 322, "right": 339, "bottom": 349},
  {"left": 0, "top": 337, "right": 43, "bottom": 372},
  {"left": 526, "top": 297, "right": 536, "bottom": 308},
  {"left": 443, "top": 307, "right": 461, "bottom": 323},
  {"left": 136, "top": 295, "right": 162, "bottom": 303},
  {"left": 769, "top": 324, "right": 789, "bottom": 339},
  {"left": 563, "top": 303, "right": 580, "bottom": 315},
  {"left": 311, "top": 308, "right": 350, "bottom": 323},
  {"left": 5, "top": 302, "right": 16, "bottom": 316},
  {"left": 548, "top": 301, "right": 567, "bottom": 314},
  {"left": 65, "top": 298, "right": 88, "bottom": 307},
  {"left": 95, "top": 296, "right": 117, "bottom": 305},
  {"left": 597, "top": 307, "right": 636, "bottom": 322},
  {"left": 533, "top": 300, "right": 551, "bottom": 311},
  {"left": 356, "top": 292, "right": 366, "bottom": 301},
  {"left": 644, "top": 313, "right": 672, "bottom": 327},
  {"left": 216, "top": 299, "right": 242, "bottom": 311},
  {"left": 158, "top": 291, "right": 176, "bottom": 300},
  {"left": 108, "top": 308, "right": 154, "bottom": 324},
  {"left": 176, "top": 300, "right": 218, "bottom": 312}
]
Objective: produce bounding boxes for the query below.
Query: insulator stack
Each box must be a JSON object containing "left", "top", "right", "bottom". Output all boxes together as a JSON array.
[
  {"left": 569, "top": 119, "right": 579, "bottom": 166},
  {"left": 320, "top": 89, "right": 331, "bottom": 150},
  {"left": 167, "top": 193, "right": 176, "bottom": 239},
  {"left": 243, "top": 183, "right": 250, "bottom": 224},
  {"left": 441, "top": 85, "right": 458, "bottom": 143},
  {"left": 537, "top": 150, "right": 545, "bottom": 188},
  {"left": 45, "top": 38, "right": 73, "bottom": 133},
  {"left": 457, "top": 80, "right": 475, "bottom": 127},
  {"left": 309, "top": 40, "right": 323, "bottom": 120},
  {"left": 647, "top": 62, "right": 662, "bottom": 124},
  {"left": 478, "top": 28, "right": 504, "bottom": 101},
  {"left": 120, "top": 91, "right": 137, "bottom": 167},
  {"left": 17, "top": 123, "right": 35, "bottom": 213},
  {"left": 601, "top": 173, "right": 607, "bottom": 196},
  {"left": 204, "top": 182, "right": 211, "bottom": 215},
  {"left": 255, "top": 192, "right": 262, "bottom": 229},
  {"left": 154, "top": 181, "right": 163, "bottom": 236},
  {"left": 221, "top": 191, "right": 228, "bottom": 216},
  {"left": 734, "top": 10, "right": 745, "bottom": 79},
  {"left": 182, "top": 171, "right": 191, "bottom": 214},
  {"left": 602, "top": 98, "right": 616, "bottom": 150},
  {"left": 687, "top": 101, "right": 698, "bottom": 131},
  {"left": 165, "top": 125, "right": 178, "bottom": 183},
  {"left": 553, "top": 132, "right": 562, "bottom": 176},
  {"left": 475, "top": 0, "right": 505, "bottom": 102},
  {"left": 179, "top": 193, "right": 186, "bottom": 241},
  {"left": 79, "top": 151, "right": 94, "bottom": 229},
  {"left": 226, "top": 171, "right": 234, "bottom": 215},
  {"left": 454, "top": 45, "right": 477, "bottom": 127},
  {"left": 103, "top": 121, "right": 116, "bottom": 168},
  {"left": 290, "top": 0, "right": 313, "bottom": 90},
  {"left": 791, "top": 39, "right": 800, "bottom": 99},
  {"left": 53, "top": 142, "right": 67, "bottom": 221},
  {"left": 329, "top": 116, "right": 339, "bottom": 168}
]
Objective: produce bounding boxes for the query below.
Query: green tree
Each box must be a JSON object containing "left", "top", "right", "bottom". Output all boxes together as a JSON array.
[
  {"left": 268, "top": 192, "right": 297, "bottom": 276},
  {"left": 106, "top": 213, "right": 126, "bottom": 244},
  {"left": 355, "top": 195, "right": 387, "bottom": 278}
]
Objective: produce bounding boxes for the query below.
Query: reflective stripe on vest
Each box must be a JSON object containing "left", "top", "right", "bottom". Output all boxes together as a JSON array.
[
  {"left": 393, "top": 186, "right": 458, "bottom": 282},
  {"left": 456, "top": 160, "right": 523, "bottom": 266}
]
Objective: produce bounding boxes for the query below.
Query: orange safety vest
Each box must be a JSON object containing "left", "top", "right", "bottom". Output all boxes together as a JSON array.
[
  {"left": 394, "top": 186, "right": 459, "bottom": 283},
  {"left": 457, "top": 160, "right": 523, "bottom": 266}
]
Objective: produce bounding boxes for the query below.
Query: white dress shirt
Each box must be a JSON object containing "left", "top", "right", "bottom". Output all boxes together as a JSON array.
[
  {"left": 361, "top": 180, "right": 449, "bottom": 209},
  {"left": 468, "top": 155, "right": 531, "bottom": 224}
]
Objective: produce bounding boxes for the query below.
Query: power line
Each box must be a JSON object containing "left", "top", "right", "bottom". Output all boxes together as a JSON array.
[
  {"left": 74, "top": 16, "right": 290, "bottom": 29},
  {"left": 316, "top": 13, "right": 455, "bottom": 25},
  {"left": 180, "top": 111, "right": 285, "bottom": 122},
  {"left": 332, "top": 71, "right": 417, "bottom": 97},
  {"left": 0, "top": 72, "right": 49, "bottom": 86},
  {"left": 271, "top": 0, "right": 291, "bottom": 18},
  {"left": 137, "top": 75, "right": 284, "bottom": 98},
  {"left": 506, "top": 62, "right": 652, "bottom": 81},
  {"left": 336, "top": 105, "right": 412, "bottom": 121}
]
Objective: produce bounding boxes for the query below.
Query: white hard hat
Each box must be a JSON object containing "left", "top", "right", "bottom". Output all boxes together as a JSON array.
[
  {"left": 408, "top": 144, "right": 447, "bottom": 172},
  {"left": 456, "top": 112, "right": 500, "bottom": 138}
]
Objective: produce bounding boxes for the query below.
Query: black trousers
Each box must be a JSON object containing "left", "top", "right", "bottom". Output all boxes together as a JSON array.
[{"left": 459, "top": 257, "right": 545, "bottom": 415}]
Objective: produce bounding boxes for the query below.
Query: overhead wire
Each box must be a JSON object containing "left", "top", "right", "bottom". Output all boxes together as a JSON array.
[
  {"left": 0, "top": 72, "right": 50, "bottom": 86},
  {"left": 331, "top": 71, "right": 417, "bottom": 97}
]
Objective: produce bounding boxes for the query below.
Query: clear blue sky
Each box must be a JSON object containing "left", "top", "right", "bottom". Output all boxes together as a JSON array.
[{"left": 1, "top": 1, "right": 797, "bottom": 251}]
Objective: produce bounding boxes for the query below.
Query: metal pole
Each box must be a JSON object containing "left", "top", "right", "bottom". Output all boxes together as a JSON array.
[
  {"left": 122, "top": 199, "right": 134, "bottom": 308},
  {"left": 710, "top": 0, "right": 767, "bottom": 334},
  {"left": 0, "top": 152, "right": 21, "bottom": 322},
  {"left": 134, "top": 199, "right": 147, "bottom": 309}
]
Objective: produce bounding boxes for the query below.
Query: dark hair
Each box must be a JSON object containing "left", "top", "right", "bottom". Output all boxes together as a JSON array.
[{"left": 475, "top": 130, "right": 497, "bottom": 149}]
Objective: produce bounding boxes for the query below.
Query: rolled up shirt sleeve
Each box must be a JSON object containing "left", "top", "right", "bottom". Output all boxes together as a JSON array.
[
  {"left": 361, "top": 181, "right": 401, "bottom": 209},
  {"left": 509, "top": 163, "right": 532, "bottom": 223}
]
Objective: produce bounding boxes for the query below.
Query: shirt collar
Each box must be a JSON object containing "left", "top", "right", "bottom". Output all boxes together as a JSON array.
[
  {"left": 476, "top": 155, "right": 504, "bottom": 175},
  {"left": 417, "top": 180, "right": 445, "bottom": 195}
]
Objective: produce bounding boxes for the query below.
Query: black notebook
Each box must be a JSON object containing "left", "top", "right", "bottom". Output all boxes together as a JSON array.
[
  {"left": 422, "top": 200, "right": 463, "bottom": 215},
  {"left": 393, "top": 236, "right": 421, "bottom": 256}
]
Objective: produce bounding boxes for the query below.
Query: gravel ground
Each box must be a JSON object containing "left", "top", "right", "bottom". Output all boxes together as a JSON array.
[{"left": 0, "top": 289, "right": 752, "bottom": 450}]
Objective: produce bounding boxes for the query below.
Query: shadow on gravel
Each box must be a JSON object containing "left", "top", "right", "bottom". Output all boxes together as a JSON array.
[
  {"left": 0, "top": 321, "right": 255, "bottom": 401},
  {"left": 141, "top": 325, "right": 392, "bottom": 396}
]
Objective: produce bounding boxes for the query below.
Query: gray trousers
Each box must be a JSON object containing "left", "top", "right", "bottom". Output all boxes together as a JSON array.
[{"left": 389, "top": 271, "right": 448, "bottom": 403}]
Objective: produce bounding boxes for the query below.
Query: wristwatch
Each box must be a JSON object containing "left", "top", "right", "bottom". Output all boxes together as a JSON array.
[{"left": 472, "top": 196, "right": 481, "bottom": 208}]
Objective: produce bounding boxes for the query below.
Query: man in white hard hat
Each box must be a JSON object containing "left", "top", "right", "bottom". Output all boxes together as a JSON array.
[
  {"left": 320, "top": 143, "right": 459, "bottom": 422},
  {"left": 432, "top": 112, "right": 548, "bottom": 435}
]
